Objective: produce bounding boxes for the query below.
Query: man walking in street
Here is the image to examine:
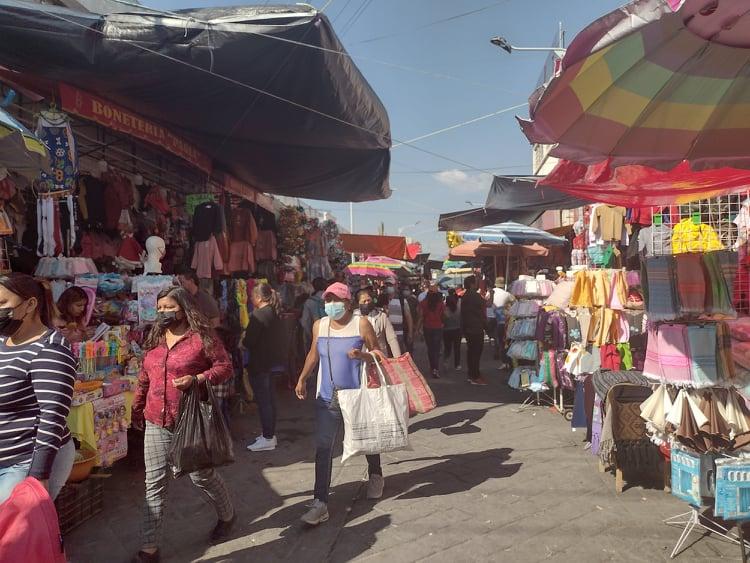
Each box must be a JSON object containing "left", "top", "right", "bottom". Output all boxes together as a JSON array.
[{"left": 460, "top": 275, "right": 488, "bottom": 385}]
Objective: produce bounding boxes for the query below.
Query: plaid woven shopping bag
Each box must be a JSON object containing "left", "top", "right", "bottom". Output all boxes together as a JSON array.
[{"left": 367, "top": 353, "right": 436, "bottom": 416}]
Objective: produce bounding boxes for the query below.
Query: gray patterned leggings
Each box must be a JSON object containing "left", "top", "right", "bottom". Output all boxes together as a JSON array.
[{"left": 142, "top": 422, "right": 234, "bottom": 549}]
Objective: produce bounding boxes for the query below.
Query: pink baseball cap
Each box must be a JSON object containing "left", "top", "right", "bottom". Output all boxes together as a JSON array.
[{"left": 323, "top": 282, "right": 351, "bottom": 301}]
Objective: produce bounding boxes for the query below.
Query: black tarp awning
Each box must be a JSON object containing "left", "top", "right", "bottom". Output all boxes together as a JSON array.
[
  {"left": 0, "top": 1, "right": 391, "bottom": 202},
  {"left": 438, "top": 175, "right": 587, "bottom": 231}
]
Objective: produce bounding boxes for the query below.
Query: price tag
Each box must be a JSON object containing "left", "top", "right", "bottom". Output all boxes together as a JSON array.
[
  {"left": 653, "top": 213, "right": 662, "bottom": 226},
  {"left": 691, "top": 212, "right": 701, "bottom": 225}
]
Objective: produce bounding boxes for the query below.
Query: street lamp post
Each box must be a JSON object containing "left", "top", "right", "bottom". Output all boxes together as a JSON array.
[{"left": 490, "top": 22, "right": 566, "bottom": 57}]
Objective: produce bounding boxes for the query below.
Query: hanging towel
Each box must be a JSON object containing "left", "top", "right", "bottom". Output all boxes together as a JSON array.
[
  {"left": 657, "top": 324, "right": 692, "bottom": 384},
  {"left": 686, "top": 325, "right": 718, "bottom": 386},
  {"left": 674, "top": 253, "right": 706, "bottom": 315},
  {"left": 644, "top": 256, "right": 678, "bottom": 321}
]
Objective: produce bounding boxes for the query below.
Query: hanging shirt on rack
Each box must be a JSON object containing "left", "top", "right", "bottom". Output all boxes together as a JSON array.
[
  {"left": 192, "top": 202, "right": 224, "bottom": 242},
  {"left": 671, "top": 218, "right": 723, "bottom": 254},
  {"left": 590, "top": 205, "right": 627, "bottom": 242},
  {"left": 638, "top": 224, "right": 673, "bottom": 257},
  {"left": 191, "top": 235, "right": 224, "bottom": 279}
]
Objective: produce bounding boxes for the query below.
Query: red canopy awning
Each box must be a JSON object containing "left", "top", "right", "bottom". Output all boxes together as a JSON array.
[
  {"left": 540, "top": 159, "right": 750, "bottom": 207},
  {"left": 341, "top": 234, "right": 407, "bottom": 260}
]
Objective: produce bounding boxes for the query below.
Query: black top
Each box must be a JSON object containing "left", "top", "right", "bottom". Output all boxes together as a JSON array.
[
  {"left": 0, "top": 330, "right": 77, "bottom": 479},
  {"left": 460, "top": 290, "right": 487, "bottom": 334},
  {"left": 243, "top": 306, "right": 285, "bottom": 376},
  {"left": 192, "top": 202, "right": 224, "bottom": 242}
]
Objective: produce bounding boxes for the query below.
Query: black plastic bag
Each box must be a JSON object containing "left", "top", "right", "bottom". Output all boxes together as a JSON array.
[{"left": 167, "top": 381, "right": 234, "bottom": 478}]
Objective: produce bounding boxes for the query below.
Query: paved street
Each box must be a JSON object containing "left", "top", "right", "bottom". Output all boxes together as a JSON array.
[{"left": 67, "top": 343, "right": 743, "bottom": 562}]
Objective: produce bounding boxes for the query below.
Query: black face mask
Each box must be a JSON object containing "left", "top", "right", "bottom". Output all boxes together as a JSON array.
[
  {"left": 155, "top": 311, "right": 180, "bottom": 330},
  {"left": 359, "top": 304, "right": 374, "bottom": 316},
  {"left": 0, "top": 306, "right": 22, "bottom": 337}
]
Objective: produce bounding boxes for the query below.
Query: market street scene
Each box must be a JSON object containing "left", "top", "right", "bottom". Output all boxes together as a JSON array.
[{"left": 2, "top": 0, "right": 750, "bottom": 562}]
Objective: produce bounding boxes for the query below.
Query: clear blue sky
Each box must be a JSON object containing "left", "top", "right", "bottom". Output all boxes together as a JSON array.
[{"left": 149, "top": 0, "right": 625, "bottom": 258}]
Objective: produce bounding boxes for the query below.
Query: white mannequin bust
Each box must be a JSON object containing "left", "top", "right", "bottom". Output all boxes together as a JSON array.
[{"left": 141, "top": 236, "right": 166, "bottom": 274}]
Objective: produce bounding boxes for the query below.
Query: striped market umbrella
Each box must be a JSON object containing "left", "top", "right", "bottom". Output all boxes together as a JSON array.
[
  {"left": 519, "top": 0, "right": 750, "bottom": 172},
  {"left": 459, "top": 222, "right": 567, "bottom": 246},
  {"left": 0, "top": 106, "right": 49, "bottom": 178},
  {"left": 345, "top": 259, "right": 397, "bottom": 279}
]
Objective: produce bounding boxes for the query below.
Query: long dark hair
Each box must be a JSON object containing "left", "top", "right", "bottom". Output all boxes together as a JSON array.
[
  {"left": 446, "top": 293, "right": 458, "bottom": 313},
  {"left": 426, "top": 291, "right": 443, "bottom": 311},
  {"left": 57, "top": 286, "right": 88, "bottom": 323},
  {"left": 252, "top": 282, "right": 281, "bottom": 315},
  {"left": 0, "top": 273, "right": 57, "bottom": 327},
  {"left": 143, "top": 286, "right": 214, "bottom": 352}
]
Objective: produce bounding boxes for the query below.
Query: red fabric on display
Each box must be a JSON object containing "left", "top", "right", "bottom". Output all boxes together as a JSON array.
[
  {"left": 540, "top": 159, "right": 750, "bottom": 207},
  {"left": 406, "top": 243, "right": 422, "bottom": 260},
  {"left": 341, "top": 234, "right": 407, "bottom": 260},
  {"left": 600, "top": 344, "right": 621, "bottom": 371}
]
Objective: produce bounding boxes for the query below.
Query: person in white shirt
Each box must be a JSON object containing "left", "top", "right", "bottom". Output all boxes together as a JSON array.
[{"left": 491, "top": 278, "right": 514, "bottom": 369}]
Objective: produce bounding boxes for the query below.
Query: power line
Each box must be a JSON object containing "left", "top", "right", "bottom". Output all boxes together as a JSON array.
[
  {"left": 39, "top": 8, "right": 507, "bottom": 180},
  {"left": 340, "top": 0, "right": 373, "bottom": 38},
  {"left": 392, "top": 103, "right": 527, "bottom": 148},
  {"left": 391, "top": 165, "right": 530, "bottom": 174},
  {"left": 105, "top": 0, "right": 523, "bottom": 96},
  {"left": 356, "top": 0, "right": 510, "bottom": 45}
]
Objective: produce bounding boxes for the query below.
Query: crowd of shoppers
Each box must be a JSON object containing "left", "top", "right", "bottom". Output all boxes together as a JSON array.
[{"left": 0, "top": 266, "right": 514, "bottom": 561}]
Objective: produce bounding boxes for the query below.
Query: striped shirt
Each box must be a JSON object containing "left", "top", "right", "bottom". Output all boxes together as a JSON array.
[{"left": 0, "top": 330, "right": 77, "bottom": 479}]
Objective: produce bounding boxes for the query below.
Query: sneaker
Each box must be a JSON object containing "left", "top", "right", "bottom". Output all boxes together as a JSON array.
[
  {"left": 456, "top": 365, "right": 462, "bottom": 371},
  {"left": 367, "top": 474, "right": 385, "bottom": 499},
  {"left": 247, "top": 436, "right": 277, "bottom": 452},
  {"left": 497, "top": 363, "right": 507, "bottom": 370},
  {"left": 211, "top": 514, "right": 236, "bottom": 542},
  {"left": 132, "top": 550, "right": 160, "bottom": 563},
  {"left": 470, "top": 377, "right": 489, "bottom": 386},
  {"left": 431, "top": 369, "right": 440, "bottom": 379},
  {"left": 301, "top": 499, "right": 329, "bottom": 525}
]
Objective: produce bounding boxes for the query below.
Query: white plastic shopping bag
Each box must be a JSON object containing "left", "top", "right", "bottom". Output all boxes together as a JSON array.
[{"left": 337, "top": 360, "right": 410, "bottom": 464}]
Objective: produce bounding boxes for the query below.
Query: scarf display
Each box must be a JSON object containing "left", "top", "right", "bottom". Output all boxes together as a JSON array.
[{"left": 599, "top": 383, "right": 659, "bottom": 468}]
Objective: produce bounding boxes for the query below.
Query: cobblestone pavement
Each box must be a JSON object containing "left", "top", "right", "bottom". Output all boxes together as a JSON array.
[{"left": 67, "top": 343, "right": 743, "bottom": 562}]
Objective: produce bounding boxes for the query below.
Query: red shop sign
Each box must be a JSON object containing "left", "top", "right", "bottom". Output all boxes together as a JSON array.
[{"left": 59, "top": 83, "right": 213, "bottom": 175}]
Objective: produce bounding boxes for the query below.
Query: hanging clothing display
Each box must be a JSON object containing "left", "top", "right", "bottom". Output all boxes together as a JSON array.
[{"left": 36, "top": 110, "right": 77, "bottom": 193}]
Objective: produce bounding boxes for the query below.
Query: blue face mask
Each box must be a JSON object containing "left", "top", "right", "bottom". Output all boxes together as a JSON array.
[{"left": 325, "top": 301, "right": 347, "bottom": 321}]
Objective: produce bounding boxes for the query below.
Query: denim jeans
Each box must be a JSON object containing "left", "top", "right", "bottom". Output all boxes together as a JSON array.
[
  {"left": 314, "top": 397, "right": 381, "bottom": 503},
  {"left": 250, "top": 371, "right": 277, "bottom": 439},
  {"left": 0, "top": 439, "right": 76, "bottom": 503},
  {"left": 423, "top": 328, "right": 443, "bottom": 372}
]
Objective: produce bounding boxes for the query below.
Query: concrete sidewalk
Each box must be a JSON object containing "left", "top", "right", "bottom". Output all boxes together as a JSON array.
[{"left": 66, "top": 344, "right": 742, "bottom": 562}]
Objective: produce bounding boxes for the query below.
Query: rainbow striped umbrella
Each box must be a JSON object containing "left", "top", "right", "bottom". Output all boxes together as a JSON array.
[
  {"left": 345, "top": 258, "right": 397, "bottom": 279},
  {"left": 519, "top": 0, "right": 750, "bottom": 172}
]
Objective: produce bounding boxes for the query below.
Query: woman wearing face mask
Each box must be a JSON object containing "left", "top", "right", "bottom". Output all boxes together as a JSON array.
[
  {"left": 0, "top": 273, "right": 77, "bottom": 503},
  {"left": 295, "top": 282, "right": 384, "bottom": 526},
  {"left": 131, "top": 287, "right": 234, "bottom": 563},
  {"left": 243, "top": 282, "right": 285, "bottom": 453},
  {"left": 356, "top": 289, "right": 400, "bottom": 358}
]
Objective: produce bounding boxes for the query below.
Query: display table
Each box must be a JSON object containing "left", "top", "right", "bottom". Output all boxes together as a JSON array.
[{"left": 68, "top": 391, "right": 134, "bottom": 466}]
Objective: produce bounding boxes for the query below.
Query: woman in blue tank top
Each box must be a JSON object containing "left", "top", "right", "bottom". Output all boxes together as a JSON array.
[{"left": 295, "top": 282, "right": 384, "bottom": 526}]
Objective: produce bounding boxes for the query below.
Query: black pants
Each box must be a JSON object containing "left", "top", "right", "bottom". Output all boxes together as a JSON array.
[
  {"left": 250, "top": 371, "right": 276, "bottom": 439},
  {"left": 465, "top": 331, "right": 484, "bottom": 380},
  {"left": 443, "top": 329, "right": 461, "bottom": 367}
]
